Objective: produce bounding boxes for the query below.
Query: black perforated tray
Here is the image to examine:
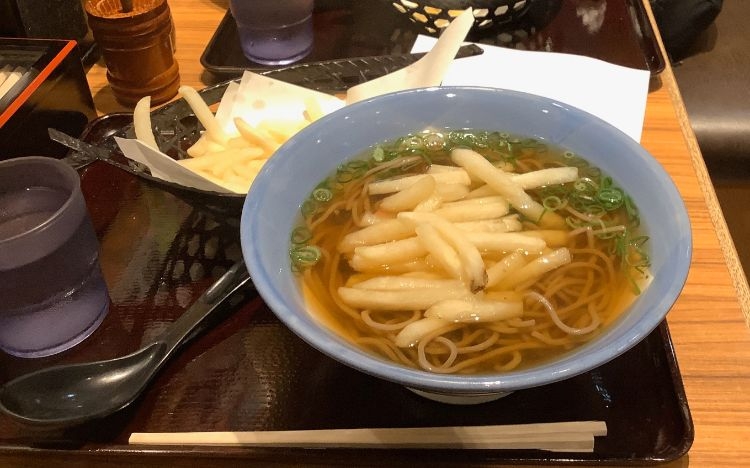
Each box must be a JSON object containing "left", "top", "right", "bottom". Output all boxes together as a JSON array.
[{"left": 201, "top": 0, "right": 666, "bottom": 78}]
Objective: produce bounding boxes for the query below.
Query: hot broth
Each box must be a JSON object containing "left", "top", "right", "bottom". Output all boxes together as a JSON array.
[{"left": 291, "top": 130, "right": 650, "bottom": 375}]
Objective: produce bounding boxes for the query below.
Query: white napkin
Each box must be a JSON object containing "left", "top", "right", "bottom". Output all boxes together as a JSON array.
[
  {"left": 412, "top": 37, "right": 650, "bottom": 142},
  {"left": 114, "top": 137, "right": 228, "bottom": 192},
  {"left": 228, "top": 71, "right": 344, "bottom": 128},
  {"left": 346, "top": 8, "right": 475, "bottom": 104}
]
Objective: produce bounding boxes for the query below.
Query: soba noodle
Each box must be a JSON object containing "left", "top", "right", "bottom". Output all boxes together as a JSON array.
[{"left": 290, "top": 130, "right": 651, "bottom": 375}]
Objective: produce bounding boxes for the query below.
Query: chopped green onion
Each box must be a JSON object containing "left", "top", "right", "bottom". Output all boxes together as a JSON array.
[
  {"left": 336, "top": 171, "right": 354, "bottom": 183},
  {"left": 423, "top": 132, "right": 445, "bottom": 150},
  {"left": 372, "top": 146, "right": 385, "bottom": 162},
  {"left": 346, "top": 160, "right": 370, "bottom": 172},
  {"left": 543, "top": 195, "right": 564, "bottom": 211},
  {"left": 587, "top": 204, "right": 606, "bottom": 218},
  {"left": 597, "top": 187, "right": 624, "bottom": 210},
  {"left": 403, "top": 135, "right": 424, "bottom": 149},
  {"left": 313, "top": 188, "right": 333, "bottom": 202},
  {"left": 291, "top": 246, "right": 322, "bottom": 268},
  {"left": 291, "top": 129, "right": 650, "bottom": 280},
  {"left": 574, "top": 177, "right": 598, "bottom": 193},
  {"left": 301, "top": 199, "right": 318, "bottom": 218},
  {"left": 291, "top": 226, "right": 312, "bottom": 245},
  {"left": 624, "top": 195, "right": 640, "bottom": 227}
]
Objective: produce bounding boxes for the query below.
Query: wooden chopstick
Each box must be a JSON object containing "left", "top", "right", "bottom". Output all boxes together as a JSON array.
[{"left": 129, "top": 421, "right": 607, "bottom": 453}]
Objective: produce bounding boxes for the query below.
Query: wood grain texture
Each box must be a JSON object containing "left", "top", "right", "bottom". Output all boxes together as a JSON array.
[
  {"left": 635, "top": 2, "right": 750, "bottom": 466},
  {"left": 14, "top": 1, "right": 748, "bottom": 467}
]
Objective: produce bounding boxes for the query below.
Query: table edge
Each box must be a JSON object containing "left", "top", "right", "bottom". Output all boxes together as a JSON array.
[{"left": 640, "top": 1, "right": 750, "bottom": 327}]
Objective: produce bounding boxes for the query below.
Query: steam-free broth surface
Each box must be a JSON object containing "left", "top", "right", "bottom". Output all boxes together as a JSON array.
[{"left": 291, "top": 130, "right": 650, "bottom": 375}]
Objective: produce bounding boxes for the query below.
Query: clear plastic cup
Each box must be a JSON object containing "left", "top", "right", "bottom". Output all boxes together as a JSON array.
[
  {"left": 229, "top": 0, "right": 314, "bottom": 65},
  {"left": 0, "top": 156, "right": 109, "bottom": 358}
]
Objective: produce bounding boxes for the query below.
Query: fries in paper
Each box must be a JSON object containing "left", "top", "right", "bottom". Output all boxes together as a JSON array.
[{"left": 122, "top": 71, "right": 344, "bottom": 194}]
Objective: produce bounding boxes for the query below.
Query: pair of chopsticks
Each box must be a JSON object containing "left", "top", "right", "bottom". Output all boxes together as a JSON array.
[{"left": 129, "top": 420, "right": 606, "bottom": 453}]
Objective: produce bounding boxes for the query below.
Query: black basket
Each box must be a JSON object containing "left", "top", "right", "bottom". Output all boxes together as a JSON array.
[{"left": 384, "top": 0, "right": 534, "bottom": 32}]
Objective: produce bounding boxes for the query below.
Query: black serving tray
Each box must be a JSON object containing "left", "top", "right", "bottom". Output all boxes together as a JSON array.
[
  {"left": 0, "top": 111, "right": 692, "bottom": 465},
  {"left": 201, "top": 0, "right": 666, "bottom": 78},
  {"left": 0, "top": 38, "right": 96, "bottom": 159}
]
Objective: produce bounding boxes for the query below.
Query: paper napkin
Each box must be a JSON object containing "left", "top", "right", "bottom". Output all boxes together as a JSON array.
[{"left": 412, "top": 37, "right": 650, "bottom": 142}]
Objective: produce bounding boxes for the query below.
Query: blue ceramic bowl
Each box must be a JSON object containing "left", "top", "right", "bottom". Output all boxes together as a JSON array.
[{"left": 240, "top": 86, "right": 691, "bottom": 399}]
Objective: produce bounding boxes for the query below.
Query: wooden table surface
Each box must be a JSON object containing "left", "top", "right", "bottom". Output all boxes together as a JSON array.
[{"left": 24, "top": 0, "right": 750, "bottom": 466}]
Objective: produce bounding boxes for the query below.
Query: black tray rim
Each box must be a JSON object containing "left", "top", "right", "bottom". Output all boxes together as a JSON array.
[{"left": 74, "top": 108, "right": 694, "bottom": 465}]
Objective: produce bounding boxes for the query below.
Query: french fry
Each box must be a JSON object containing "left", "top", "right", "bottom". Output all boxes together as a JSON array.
[
  {"left": 348, "top": 257, "right": 431, "bottom": 275},
  {"left": 303, "top": 96, "right": 324, "bottom": 122},
  {"left": 379, "top": 175, "right": 436, "bottom": 212},
  {"left": 454, "top": 216, "right": 523, "bottom": 233},
  {"left": 203, "top": 138, "right": 227, "bottom": 153},
  {"left": 464, "top": 231, "right": 546, "bottom": 254},
  {"left": 338, "top": 287, "right": 468, "bottom": 311},
  {"left": 186, "top": 134, "right": 231, "bottom": 158},
  {"left": 400, "top": 211, "right": 487, "bottom": 291},
  {"left": 496, "top": 248, "right": 572, "bottom": 290},
  {"left": 486, "top": 251, "right": 528, "bottom": 288},
  {"left": 465, "top": 184, "right": 497, "bottom": 199},
  {"left": 433, "top": 196, "right": 510, "bottom": 222},
  {"left": 223, "top": 172, "right": 251, "bottom": 187},
  {"left": 179, "top": 85, "right": 230, "bottom": 144},
  {"left": 413, "top": 194, "right": 442, "bottom": 212},
  {"left": 427, "top": 164, "right": 464, "bottom": 174},
  {"left": 186, "top": 136, "right": 209, "bottom": 157},
  {"left": 395, "top": 317, "right": 451, "bottom": 347},
  {"left": 351, "top": 276, "right": 465, "bottom": 290},
  {"left": 468, "top": 168, "right": 579, "bottom": 193},
  {"left": 424, "top": 298, "right": 523, "bottom": 322},
  {"left": 227, "top": 136, "right": 251, "bottom": 148},
  {"left": 451, "top": 148, "right": 566, "bottom": 228},
  {"left": 133, "top": 96, "right": 159, "bottom": 150},
  {"left": 234, "top": 117, "right": 280, "bottom": 153},
  {"left": 415, "top": 223, "right": 464, "bottom": 282},
  {"left": 178, "top": 147, "right": 265, "bottom": 171},
  {"left": 337, "top": 219, "right": 414, "bottom": 253},
  {"left": 368, "top": 171, "right": 471, "bottom": 195},
  {"left": 353, "top": 237, "right": 428, "bottom": 265},
  {"left": 230, "top": 159, "right": 265, "bottom": 180},
  {"left": 413, "top": 182, "right": 471, "bottom": 212},
  {"left": 434, "top": 183, "right": 470, "bottom": 202},
  {"left": 484, "top": 290, "right": 524, "bottom": 302},
  {"left": 258, "top": 119, "right": 308, "bottom": 141},
  {"left": 510, "top": 167, "right": 579, "bottom": 190}
]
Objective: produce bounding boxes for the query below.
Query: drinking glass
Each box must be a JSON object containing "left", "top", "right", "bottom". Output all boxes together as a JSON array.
[
  {"left": 229, "top": 0, "right": 314, "bottom": 65},
  {"left": 0, "top": 157, "right": 109, "bottom": 358}
]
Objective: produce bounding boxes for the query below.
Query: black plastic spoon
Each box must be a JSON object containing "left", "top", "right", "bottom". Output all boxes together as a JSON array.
[{"left": 0, "top": 261, "right": 252, "bottom": 427}]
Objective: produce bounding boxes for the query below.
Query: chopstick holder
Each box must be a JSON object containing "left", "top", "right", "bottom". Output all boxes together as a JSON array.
[{"left": 129, "top": 421, "right": 606, "bottom": 453}]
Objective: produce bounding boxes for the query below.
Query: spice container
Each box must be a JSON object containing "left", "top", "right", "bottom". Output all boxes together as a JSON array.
[{"left": 85, "top": 0, "right": 180, "bottom": 107}]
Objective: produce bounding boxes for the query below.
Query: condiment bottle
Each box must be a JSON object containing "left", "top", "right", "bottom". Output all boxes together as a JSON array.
[{"left": 85, "top": 0, "right": 180, "bottom": 107}]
